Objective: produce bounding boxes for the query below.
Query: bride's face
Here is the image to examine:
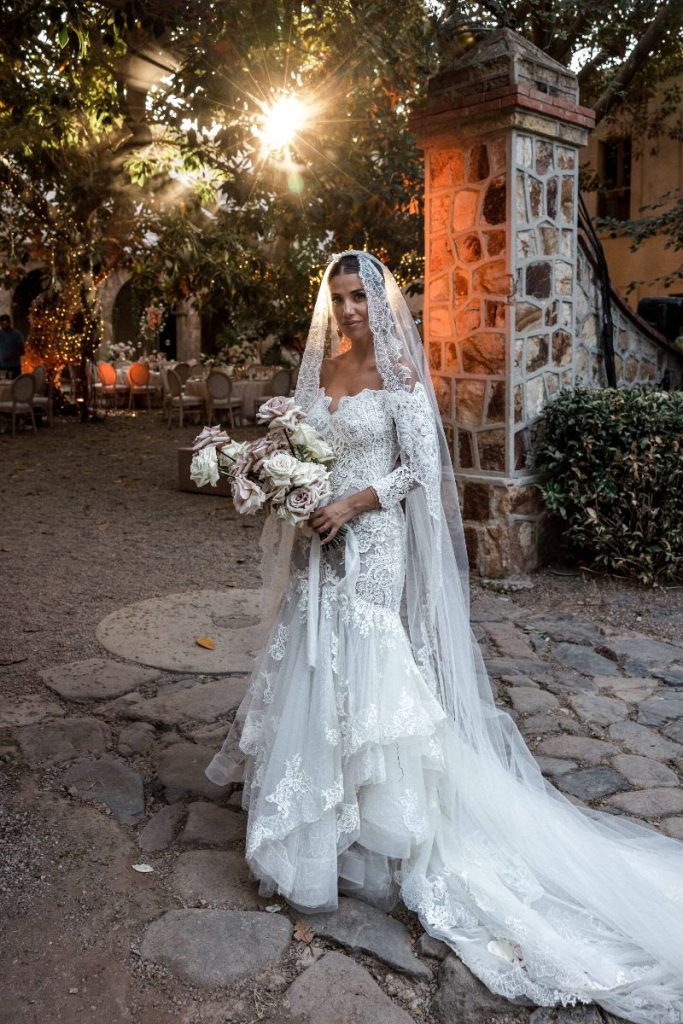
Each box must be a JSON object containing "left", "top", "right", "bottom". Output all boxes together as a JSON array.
[{"left": 329, "top": 273, "right": 371, "bottom": 344}]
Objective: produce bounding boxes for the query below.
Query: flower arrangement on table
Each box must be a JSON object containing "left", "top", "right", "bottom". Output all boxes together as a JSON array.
[
  {"left": 140, "top": 350, "right": 169, "bottom": 371},
  {"left": 190, "top": 396, "right": 334, "bottom": 526},
  {"left": 200, "top": 345, "right": 231, "bottom": 371},
  {"left": 106, "top": 340, "right": 139, "bottom": 364},
  {"left": 228, "top": 340, "right": 260, "bottom": 374}
]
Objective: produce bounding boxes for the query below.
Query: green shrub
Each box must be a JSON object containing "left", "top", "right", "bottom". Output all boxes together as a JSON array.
[{"left": 536, "top": 387, "right": 683, "bottom": 585}]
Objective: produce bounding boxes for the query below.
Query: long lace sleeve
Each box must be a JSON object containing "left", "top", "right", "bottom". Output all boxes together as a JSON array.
[{"left": 371, "top": 382, "right": 441, "bottom": 517}]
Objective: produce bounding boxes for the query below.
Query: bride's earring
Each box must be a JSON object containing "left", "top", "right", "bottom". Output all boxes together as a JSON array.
[{"left": 336, "top": 326, "right": 343, "bottom": 339}]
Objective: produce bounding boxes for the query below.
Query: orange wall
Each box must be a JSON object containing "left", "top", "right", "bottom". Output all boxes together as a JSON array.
[{"left": 581, "top": 89, "right": 683, "bottom": 310}]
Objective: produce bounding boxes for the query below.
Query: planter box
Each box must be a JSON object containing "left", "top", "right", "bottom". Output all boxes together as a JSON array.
[{"left": 177, "top": 446, "right": 232, "bottom": 496}]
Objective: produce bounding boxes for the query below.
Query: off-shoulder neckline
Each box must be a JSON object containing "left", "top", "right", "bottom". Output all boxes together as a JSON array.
[{"left": 317, "top": 385, "right": 385, "bottom": 415}]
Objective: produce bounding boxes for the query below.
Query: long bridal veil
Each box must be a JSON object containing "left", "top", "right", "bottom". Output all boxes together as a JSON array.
[{"left": 258, "top": 251, "right": 683, "bottom": 1024}]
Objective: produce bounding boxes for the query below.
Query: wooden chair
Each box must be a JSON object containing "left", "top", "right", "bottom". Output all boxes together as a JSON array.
[
  {"left": 0, "top": 373, "right": 37, "bottom": 436},
  {"left": 159, "top": 365, "right": 172, "bottom": 417},
  {"left": 87, "top": 361, "right": 103, "bottom": 412},
  {"left": 167, "top": 368, "right": 204, "bottom": 428},
  {"left": 173, "top": 362, "right": 191, "bottom": 385},
  {"left": 255, "top": 368, "right": 291, "bottom": 407},
  {"left": 60, "top": 363, "right": 78, "bottom": 402},
  {"left": 206, "top": 371, "right": 243, "bottom": 428},
  {"left": 31, "top": 365, "right": 53, "bottom": 426},
  {"left": 127, "top": 362, "right": 154, "bottom": 410}
]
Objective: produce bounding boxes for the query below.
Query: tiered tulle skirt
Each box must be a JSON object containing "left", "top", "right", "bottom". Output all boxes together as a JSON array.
[{"left": 206, "top": 565, "right": 449, "bottom": 912}]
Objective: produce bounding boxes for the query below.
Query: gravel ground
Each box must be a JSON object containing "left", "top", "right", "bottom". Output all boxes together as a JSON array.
[
  {"left": 2, "top": 408, "right": 680, "bottom": 681},
  {"left": 1, "top": 410, "right": 263, "bottom": 678}
]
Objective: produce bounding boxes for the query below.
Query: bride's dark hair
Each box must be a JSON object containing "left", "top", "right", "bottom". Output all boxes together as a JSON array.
[
  {"left": 329, "top": 254, "right": 359, "bottom": 278},
  {"left": 329, "top": 252, "right": 385, "bottom": 283}
]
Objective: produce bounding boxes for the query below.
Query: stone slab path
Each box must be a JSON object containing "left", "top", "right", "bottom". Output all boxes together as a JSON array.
[
  {"left": 96, "top": 588, "right": 262, "bottom": 673},
  {"left": 4, "top": 582, "right": 683, "bottom": 1024}
]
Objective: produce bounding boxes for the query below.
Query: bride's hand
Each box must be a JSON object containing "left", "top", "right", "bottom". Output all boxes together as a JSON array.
[
  {"left": 309, "top": 499, "right": 354, "bottom": 545},
  {"left": 309, "top": 487, "right": 380, "bottom": 545}
]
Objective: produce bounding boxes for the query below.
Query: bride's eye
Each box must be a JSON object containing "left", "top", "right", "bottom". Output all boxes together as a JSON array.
[{"left": 353, "top": 291, "right": 366, "bottom": 301}]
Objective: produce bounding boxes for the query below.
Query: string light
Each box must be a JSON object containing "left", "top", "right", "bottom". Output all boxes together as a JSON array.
[{"left": 23, "top": 251, "right": 103, "bottom": 401}]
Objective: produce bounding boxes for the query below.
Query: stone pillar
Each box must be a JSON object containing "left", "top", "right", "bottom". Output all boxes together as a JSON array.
[
  {"left": 0, "top": 286, "right": 12, "bottom": 318},
  {"left": 97, "top": 269, "right": 131, "bottom": 352},
  {"left": 175, "top": 298, "right": 202, "bottom": 362},
  {"left": 410, "top": 28, "right": 594, "bottom": 577}
]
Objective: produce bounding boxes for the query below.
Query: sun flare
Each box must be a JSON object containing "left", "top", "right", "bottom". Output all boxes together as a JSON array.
[{"left": 257, "top": 94, "right": 308, "bottom": 153}]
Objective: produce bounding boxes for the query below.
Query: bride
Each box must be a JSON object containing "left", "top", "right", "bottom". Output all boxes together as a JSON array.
[{"left": 206, "top": 250, "right": 683, "bottom": 1024}]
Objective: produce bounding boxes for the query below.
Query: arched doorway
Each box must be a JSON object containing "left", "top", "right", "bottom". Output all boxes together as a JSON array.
[
  {"left": 112, "top": 281, "right": 177, "bottom": 360},
  {"left": 12, "top": 269, "right": 44, "bottom": 339}
]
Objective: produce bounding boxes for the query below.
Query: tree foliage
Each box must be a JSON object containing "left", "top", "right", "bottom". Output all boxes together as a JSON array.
[{"left": 0, "top": 0, "right": 681, "bottom": 347}]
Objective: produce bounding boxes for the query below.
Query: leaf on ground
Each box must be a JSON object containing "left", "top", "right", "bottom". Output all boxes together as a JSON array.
[
  {"left": 195, "top": 636, "right": 216, "bottom": 650},
  {"left": 264, "top": 904, "right": 283, "bottom": 913},
  {"left": 293, "top": 919, "right": 314, "bottom": 943},
  {"left": 98, "top": 522, "right": 109, "bottom": 530},
  {"left": 131, "top": 863, "right": 154, "bottom": 873}
]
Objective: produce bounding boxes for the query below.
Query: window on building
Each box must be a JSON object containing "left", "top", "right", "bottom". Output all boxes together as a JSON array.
[{"left": 597, "top": 138, "right": 632, "bottom": 220}]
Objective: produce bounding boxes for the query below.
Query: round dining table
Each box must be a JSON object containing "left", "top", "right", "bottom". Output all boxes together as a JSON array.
[
  {"left": 114, "top": 365, "right": 162, "bottom": 389},
  {"left": 185, "top": 371, "right": 273, "bottom": 423}
]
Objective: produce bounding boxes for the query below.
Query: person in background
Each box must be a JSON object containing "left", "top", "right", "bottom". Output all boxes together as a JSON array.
[
  {"left": 279, "top": 330, "right": 303, "bottom": 367},
  {"left": 0, "top": 315, "right": 25, "bottom": 378}
]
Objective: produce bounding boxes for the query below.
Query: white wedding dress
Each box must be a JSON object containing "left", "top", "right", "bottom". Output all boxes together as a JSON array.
[{"left": 207, "top": 252, "right": 683, "bottom": 1024}]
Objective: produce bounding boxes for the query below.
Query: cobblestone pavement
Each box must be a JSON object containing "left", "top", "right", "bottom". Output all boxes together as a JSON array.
[{"left": 2, "top": 414, "right": 682, "bottom": 1024}]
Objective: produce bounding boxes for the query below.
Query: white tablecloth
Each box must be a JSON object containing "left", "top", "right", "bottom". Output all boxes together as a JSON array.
[
  {"left": 185, "top": 375, "right": 272, "bottom": 422},
  {"left": 114, "top": 366, "right": 161, "bottom": 388}
]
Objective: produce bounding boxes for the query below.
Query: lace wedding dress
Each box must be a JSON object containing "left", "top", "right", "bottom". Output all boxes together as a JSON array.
[{"left": 206, "top": 252, "right": 683, "bottom": 1024}]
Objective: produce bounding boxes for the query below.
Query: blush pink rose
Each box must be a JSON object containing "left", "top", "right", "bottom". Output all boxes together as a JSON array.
[{"left": 232, "top": 475, "right": 266, "bottom": 515}]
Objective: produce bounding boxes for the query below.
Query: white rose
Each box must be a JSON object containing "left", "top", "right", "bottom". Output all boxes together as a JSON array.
[
  {"left": 217, "top": 439, "right": 249, "bottom": 472},
  {"left": 291, "top": 460, "right": 329, "bottom": 487},
  {"left": 261, "top": 451, "right": 303, "bottom": 489},
  {"left": 190, "top": 446, "right": 220, "bottom": 488},
  {"left": 232, "top": 475, "right": 266, "bottom": 515},
  {"left": 289, "top": 422, "right": 318, "bottom": 447},
  {"left": 290, "top": 422, "right": 335, "bottom": 464}
]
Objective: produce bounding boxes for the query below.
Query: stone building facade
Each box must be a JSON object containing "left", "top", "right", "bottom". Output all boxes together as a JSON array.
[
  {"left": 411, "top": 28, "right": 683, "bottom": 578},
  {"left": 575, "top": 245, "right": 681, "bottom": 390}
]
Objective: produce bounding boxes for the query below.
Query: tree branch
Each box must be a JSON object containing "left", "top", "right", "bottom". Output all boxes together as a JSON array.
[
  {"left": 550, "top": 8, "right": 593, "bottom": 65},
  {"left": 593, "top": 0, "right": 682, "bottom": 123}
]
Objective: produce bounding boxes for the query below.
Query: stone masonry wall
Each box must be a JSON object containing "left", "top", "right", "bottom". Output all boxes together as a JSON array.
[
  {"left": 424, "top": 126, "right": 683, "bottom": 578},
  {"left": 576, "top": 245, "right": 682, "bottom": 391},
  {"left": 511, "top": 132, "right": 579, "bottom": 476},
  {"left": 427, "top": 135, "right": 511, "bottom": 478},
  {"left": 391, "top": 27, "right": 682, "bottom": 577}
]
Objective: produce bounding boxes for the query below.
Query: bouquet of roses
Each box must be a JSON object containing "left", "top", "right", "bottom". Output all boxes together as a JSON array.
[{"left": 190, "top": 396, "right": 335, "bottom": 528}]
